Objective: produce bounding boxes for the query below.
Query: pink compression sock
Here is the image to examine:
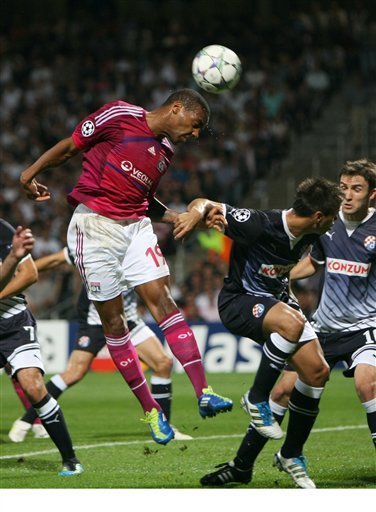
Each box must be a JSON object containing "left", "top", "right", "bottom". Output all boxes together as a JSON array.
[
  {"left": 105, "top": 332, "right": 159, "bottom": 413},
  {"left": 159, "top": 310, "right": 207, "bottom": 398}
]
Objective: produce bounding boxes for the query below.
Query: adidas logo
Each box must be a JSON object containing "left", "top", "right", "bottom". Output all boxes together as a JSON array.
[{"left": 148, "top": 146, "right": 156, "bottom": 156}]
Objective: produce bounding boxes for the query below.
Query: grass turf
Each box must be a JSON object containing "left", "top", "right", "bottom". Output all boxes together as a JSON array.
[{"left": 0, "top": 371, "right": 375, "bottom": 489}]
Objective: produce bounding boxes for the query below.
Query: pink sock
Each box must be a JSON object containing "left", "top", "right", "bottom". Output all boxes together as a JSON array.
[
  {"left": 12, "top": 377, "right": 42, "bottom": 424},
  {"left": 159, "top": 310, "right": 207, "bottom": 398},
  {"left": 105, "top": 332, "right": 159, "bottom": 413}
]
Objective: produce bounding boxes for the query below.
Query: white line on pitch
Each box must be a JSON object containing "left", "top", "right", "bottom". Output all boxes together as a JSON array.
[{"left": 0, "top": 424, "right": 367, "bottom": 460}]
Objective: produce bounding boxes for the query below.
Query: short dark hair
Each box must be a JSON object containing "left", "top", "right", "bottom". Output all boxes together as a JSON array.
[
  {"left": 163, "top": 88, "right": 210, "bottom": 120},
  {"left": 339, "top": 159, "right": 376, "bottom": 191},
  {"left": 292, "top": 177, "right": 343, "bottom": 216}
]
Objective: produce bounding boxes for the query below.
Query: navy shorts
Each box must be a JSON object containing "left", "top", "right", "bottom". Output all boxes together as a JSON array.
[
  {"left": 0, "top": 309, "right": 44, "bottom": 375},
  {"left": 218, "top": 288, "right": 300, "bottom": 345},
  {"left": 74, "top": 319, "right": 139, "bottom": 355}
]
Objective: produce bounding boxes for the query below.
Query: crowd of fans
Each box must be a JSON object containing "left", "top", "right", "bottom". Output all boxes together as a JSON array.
[{"left": 1, "top": 1, "right": 375, "bottom": 319}]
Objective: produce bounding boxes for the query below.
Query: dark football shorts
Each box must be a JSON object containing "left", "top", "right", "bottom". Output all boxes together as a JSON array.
[
  {"left": 74, "top": 319, "right": 139, "bottom": 355},
  {"left": 218, "top": 288, "right": 301, "bottom": 345},
  {"left": 0, "top": 309, "right": 44, "bottom": 375},
  {"left": 318, "top": 329, "right": 376, "bottom": 377}
]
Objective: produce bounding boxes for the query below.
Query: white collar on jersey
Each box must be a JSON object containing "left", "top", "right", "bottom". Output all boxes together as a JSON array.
[
  {"left": 282, "top": 209, "right": 302, "bottom": 248},
  {"left": 340, "top": 207, "right": 375, "bottom": 236}
]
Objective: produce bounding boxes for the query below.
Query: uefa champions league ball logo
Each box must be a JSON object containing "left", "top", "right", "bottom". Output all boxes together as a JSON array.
[
  {"left": 231, "top": 208, "right": 251, "bottom": 222},
  {"left": 81, "top": 120, "right": 95, "bottom": 137}
]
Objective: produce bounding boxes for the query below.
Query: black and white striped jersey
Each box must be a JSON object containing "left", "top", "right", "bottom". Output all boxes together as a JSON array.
[
  {"left": 0, "top": 219, "right": 29, "bottom": 320},
  {"left": 310, "top": 209, "right": 376, "bottom": 332}
]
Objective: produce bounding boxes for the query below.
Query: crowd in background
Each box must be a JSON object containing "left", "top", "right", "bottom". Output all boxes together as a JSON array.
[{"left": 1, "top": 0, "right": 375, "bottom": 320}]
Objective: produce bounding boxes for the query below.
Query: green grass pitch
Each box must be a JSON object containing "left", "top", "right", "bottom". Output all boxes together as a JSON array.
[{"left": 0, "top": 370, "right": 375, "bottom": 489}]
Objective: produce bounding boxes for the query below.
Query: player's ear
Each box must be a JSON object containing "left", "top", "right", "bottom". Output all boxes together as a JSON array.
[
  {"left": 369, "top": 187, "right": 376, "bottom": 201},
  {"left": 171, "top": 101, "right": 183, "bottom": 115}
]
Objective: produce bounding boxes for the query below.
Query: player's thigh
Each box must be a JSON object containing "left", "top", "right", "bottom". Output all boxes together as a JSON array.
[
  {"left": 289, "top": 338, "right": 329, "bottom": 385},
  {"left": 67, "top": 206, "right": 132, "bottom": 300},
  {"left": 263, "top": 302, "right": 306, "bottom": 341}
]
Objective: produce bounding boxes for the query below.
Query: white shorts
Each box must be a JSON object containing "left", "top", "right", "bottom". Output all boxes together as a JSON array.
[
  {"left": 67, "top": 204, "right": 170, "bottom": 301},
  {"left": 7, "top": 343, "right": 45, "bottom": 377},
  {"left": 348, "top": 344, "right": 376, "bottom": 372},
  {"left": 130, "top": 324, "right": 156, "bottom": 347}
]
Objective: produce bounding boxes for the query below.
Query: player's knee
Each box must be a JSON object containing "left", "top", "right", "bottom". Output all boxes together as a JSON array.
[
  {"left": 103, "top": 314, "right": 126, "bottom": 335},
  {"left": 305, "top": 362, "right": 330, "bottom": 387},
  {"left": 277, "top": 311, "right": 305, "bottom": 341},
  {"left": 355, "top": 377, "right": 376, "bottom": 402},
  {"left": 153, "top": 354, "right": 173, "bottom": 377},
  {"left": 24, "top": 376, "right": 46, "bottom": 403}
]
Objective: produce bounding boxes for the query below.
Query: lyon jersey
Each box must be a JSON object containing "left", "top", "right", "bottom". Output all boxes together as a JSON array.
[
  {"left": 222, "top": 206, "right": 319, "bottom": 298},
  {"left": 68, "top": 100, "right": 174, "bottom": 219},
  {"left": 0, "top": 219, "right": 28, "bottom": 319},
  {"left": 310, "top": 209, "right": 376, "bottom": 332}
]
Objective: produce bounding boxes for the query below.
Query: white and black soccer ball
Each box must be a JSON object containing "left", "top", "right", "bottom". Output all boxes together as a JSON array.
[{"left": 192, "top": 44, "right": 242, "bottom": 94}]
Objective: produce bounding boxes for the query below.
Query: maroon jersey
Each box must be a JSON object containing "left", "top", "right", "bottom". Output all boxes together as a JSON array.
[{"left": 68, "top": 100, "right": 174, "bottom": 219}]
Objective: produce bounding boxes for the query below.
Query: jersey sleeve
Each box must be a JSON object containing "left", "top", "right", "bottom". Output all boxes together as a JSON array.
[
  {"left": 71, "top": 104, "right": 111, "bottom": 150},
  {"left": 309, "top": 238, "right": 325, "bottom": 264},
  {"left": 224, "top": 205, "right": 266, "bottom": 245}
]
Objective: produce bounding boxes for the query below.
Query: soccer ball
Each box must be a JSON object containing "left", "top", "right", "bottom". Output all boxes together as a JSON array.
[{"left": 192, "top": 44, "right": 242, "bottom": 94}]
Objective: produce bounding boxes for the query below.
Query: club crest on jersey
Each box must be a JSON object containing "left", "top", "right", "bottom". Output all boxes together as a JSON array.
[
  {"left": 78, "top": 336, "right": 91, "bottom": 348},
  {"left": 81, "top": 120, "right": 95, "bottom": 137},
  {"left": 90, "top": 281, "right": 101, "bottom": 293},
  {"left": 157, "top": 159, "right": 166, "bottom": 173},
  {"left": 252, "top": 303, "right": 265, "bottom": 318},
  {"left": 231, "top": 208, "right": 251, "bottom": 222},
  {"left": 364, "top": 235, "right": 376, "bottom": 251}
]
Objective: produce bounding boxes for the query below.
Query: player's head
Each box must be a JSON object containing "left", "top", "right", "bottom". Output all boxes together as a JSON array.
[
  {"left": 158, "top": 89, "right": 210, "bottom": 145},
  {"left": 292, "top": 177, "right": 343, "bottom": 233},
  {"left": 338, "top": 159, "right": 376, "bottom": 218}
]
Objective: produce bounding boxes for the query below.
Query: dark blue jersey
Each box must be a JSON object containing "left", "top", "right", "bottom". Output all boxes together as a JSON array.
[
  {"left": 310, "top": 209, "right": 376, "bottom": 332},
  {"left": 222, "top": 206, "right": 319, "bottom": 298},
  {"left": 0, "top": 219, "right": 28, "bottom": 319}
]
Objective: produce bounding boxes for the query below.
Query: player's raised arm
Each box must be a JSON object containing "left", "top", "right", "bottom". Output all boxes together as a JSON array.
[
  {"left": 20, "top": 137, "right": 80, "bottom": 201},
  {"left": 0, "top": 226, "right": 35, "bottom": 291}
]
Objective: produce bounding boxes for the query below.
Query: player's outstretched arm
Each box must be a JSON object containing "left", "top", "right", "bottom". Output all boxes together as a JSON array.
[
  {"left": 20, "top": 137, "right": 80, "bottom": 201},
  {"left": 35, "top": 248, "right": 70, "bottom": 272},
  {"left": 0, "top": 226, "right": 35, "bottom": 291},
  {"left": 289, "top": 255, "right": 322, "bottom": 281},
  {"left": 173, "top": 198, "right": 227, "bottom": 240}
]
